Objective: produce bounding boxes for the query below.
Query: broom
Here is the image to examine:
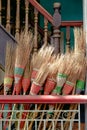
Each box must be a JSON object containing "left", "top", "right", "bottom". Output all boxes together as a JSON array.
[
  {"left": 4, "top": 42, "right": 16, "bottom": 95},
  {"left": 1, "top": 42, "right": 16, "bottom": 130},
  {"left": 28, "top": 62, "right": 50, "bottom": 130},
  {"left": 19, "top": 58, "right": 32, "bottom": 129}
]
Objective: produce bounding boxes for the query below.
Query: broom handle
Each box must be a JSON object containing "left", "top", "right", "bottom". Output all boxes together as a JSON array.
[
  {"left": 64, "top": 104, "right": 75, "bottom": 130},
  {"left": 38, "top": 104, "right": 46, "bottom": 130},
  {"left": 4, "top": 87, "right": 17, "bottom": 129},
  {"left": 20, "top": 92, "right": 30, "bottom": 130},
  {"left": 8, "top": 104, "right": 16, "bottom": 130},
  {"left": 53, "top": 104, "right": 64, "bottom": 130},
  {"left": 63, "top": 88, "right": 76, "bottom": 130},
  {"left": 48, "top": 104, "right": 63, "bottom": 130},
  {"left": 64, "top": 104, "right": 78, "bottom": 130},
  {"left": 28, "top": 104, "right": 42, "bottom": 130}
]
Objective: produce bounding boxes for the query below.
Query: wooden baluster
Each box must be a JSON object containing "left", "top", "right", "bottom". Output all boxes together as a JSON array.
[
  {"left": 34, "top": 8, "right": 38, "bottom": 53},
  {"left": 0, "top": 0, "right": 1, "bottom": 24},
  {"left": 6, "top": 0, "right": 11, "bottom": 33},
  {"left": 25, "top": 0, "right": 29, "bottom": 32},
  {"left": 15, "top": 0, "right": 20, "bottom": 41},
  {"left": 44, "top": 18, "right": 48, "bottom": 46},
  {"left": 66, "top": 26, "right": 70, "bottom": 53},
  {"left": 53, "top": 2, "right": 61, "bottom": 54}
]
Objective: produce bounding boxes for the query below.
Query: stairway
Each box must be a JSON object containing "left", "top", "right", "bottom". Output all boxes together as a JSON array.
[{"left": 0, "top": 24, "right": 17, "bottom": 68}]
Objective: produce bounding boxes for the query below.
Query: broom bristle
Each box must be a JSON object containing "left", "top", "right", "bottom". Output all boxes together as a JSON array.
[
  {"left": 15, "top": 31, "right": 33, "bottom": 67},
  {"left": 5, "top": 42, "right": 16, "bottom": 75},
  {"left": 32, "top": 45, "right": 54, "bottom": 69},
  {"left": 23, "top": 59, "right": 31, "bottom": 78},
  {"left": 34, "top": 63, "right": 50, "bottom": 86},
  {"left": 74, "top": 27, "right": 86, "bottom": 55}
]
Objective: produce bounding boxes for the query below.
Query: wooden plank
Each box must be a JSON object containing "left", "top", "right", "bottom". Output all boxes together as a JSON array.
[{"left": 0, "top": 24, "right": 17, "bottom": 67}]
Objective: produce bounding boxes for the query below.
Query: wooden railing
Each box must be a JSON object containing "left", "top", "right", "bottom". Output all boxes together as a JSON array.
[{"left": 0, "top": 0, "right": 83, "bottom": 54}]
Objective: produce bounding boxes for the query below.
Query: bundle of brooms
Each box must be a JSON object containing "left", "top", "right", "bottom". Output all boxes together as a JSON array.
[
  {"left": 28, "top": 46, "right": 55, "bottom": 130},
  {"left": 53, "top": 27, "right": 86, "bottom": 130},
  {"left": 8, "top": 31, "right": 33, "bottom": 130},
  {"left": 46, "top": 53, "right": 76, "bottom": 130},
  {"left": 19, "top": 45, "right": 54, "bottom": 130},
  {"left": 64, "top": 56, "right": 86, "bottom": 130},
  {"left": 31, "top": 45, "right": 54, "bottom": 82},
  {"left": 38, "top": 55, "right": 59, "bottom": 130},
  {"left": 3, "top": 26, "right": 86, "bottom": 130},
  {"left": 64, "top": 27, "right": 86, "bottom": 130}
]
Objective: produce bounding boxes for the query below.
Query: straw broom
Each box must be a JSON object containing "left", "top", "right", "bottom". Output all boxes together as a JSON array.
[
  {"left": 1, "top": 42, "right": 15, "bottom": 112},
  {"left": 4, "top": 42, "right": 16, "bottom": 95},
  {"left": 28, "top": 62, "right": 50, "bottom": 130},
  {"left": 1, "top": 42, "right": 16, "bottom": 130},
  {"left": 19, "top": 59, "right": 32, "bottom": 129}
]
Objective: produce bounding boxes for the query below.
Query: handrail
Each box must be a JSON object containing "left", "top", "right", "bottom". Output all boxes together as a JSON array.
[
  {"left": 29, "top": 0, "right": 83, "bottom": 27},
  {"left": 29, "top": 0, "right": 53, "bottom": 24},
  {"left": 0, "top": 95, "right": 86, "bottom": 104},
  {"left": 61, "top": 21, "right": 83, "bottom": 27}
]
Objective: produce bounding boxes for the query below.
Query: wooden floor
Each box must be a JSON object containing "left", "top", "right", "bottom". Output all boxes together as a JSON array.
[{"left": 73, "top": 123, "right": 85, "bottom": 130}]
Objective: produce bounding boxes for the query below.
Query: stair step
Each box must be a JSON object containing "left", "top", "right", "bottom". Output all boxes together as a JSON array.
[{"left": 0, "top": 24, "right": 17, "bottom": 68}]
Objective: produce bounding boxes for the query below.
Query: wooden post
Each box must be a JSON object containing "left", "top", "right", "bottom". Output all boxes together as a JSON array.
[
  {"left": 53, "top": 2, "right": 61, "bottom": 54},
  {"left": 25, "top": 0, "right": 29, "bottom": 32},
  {"left": 0, "top": 0, "right": 1, "bottom": 24},
  {"left": 66, "top": 26, "right": 70, "bottom": 53},
  {"left": 15, "top": 0, "right": 20, "bottom": 41},
  {"left": 34, "top": 8, "right": 38, "bottom": 53},
  {"left": 6, "top": 0, "right": 11, "bottom": 33},
  {"left": 44, "top": 18, "right": 48, "bottom": 46}
]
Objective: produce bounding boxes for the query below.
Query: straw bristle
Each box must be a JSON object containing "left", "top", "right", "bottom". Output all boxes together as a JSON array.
[
  {"left": 23, "top": 59, "right": 30, "bottom": 78},
  {"left": 5, "top": 42, "right": 16, "bottom": 75},
  {"left": 34, "top": 63, "right": 50, "bottom": 86},
  {"left": 74, "top": 27, "right": 86, "bottom": 55},
  {"left": 15, "top": 31, "right": 33, "bottom": 67},
  {"left": 32, "top": 45, "right": 54, "bottom": 69}
]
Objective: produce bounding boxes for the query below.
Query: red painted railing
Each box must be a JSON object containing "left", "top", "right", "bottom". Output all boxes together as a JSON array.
[
  {"left": 0, "top": 95, "right": 86, "bottom": 104},
  {"left": 29, "top": 0, "right": 83, "bottom": 27}
]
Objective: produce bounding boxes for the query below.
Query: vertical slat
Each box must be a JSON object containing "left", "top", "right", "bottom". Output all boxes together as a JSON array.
[
  {"left": 44, "top": 18, "right": 48, "bottom": 46},
  {"left": 15, "top": 0, "right": 20, "bottom": 41},
  {"left": 53, "top": 3, "right": 61, "bottom": 54},
  {"left": 25, "top": 0, "right": 29, "bottom": 32},
  {"left": 0, "top": 0, "right": 1, "bottom": 24},
  {"left": 6, "top": 0, "right": 11, "bottom": 33},
  {"left": 66, "top": 26, "right": 70, "bottom": 53},
  {"left": 34, "top": 8, "right": 38, "bottom": 53}
]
